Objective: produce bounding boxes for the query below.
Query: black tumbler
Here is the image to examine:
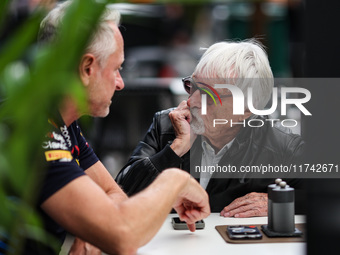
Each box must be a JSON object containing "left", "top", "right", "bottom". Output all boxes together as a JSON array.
[
  {"left": 269, "top": 181, "right": 295, "bottom": 233},
  {"left": 267, "top": 178, "right": 282, "bottom": 230}
]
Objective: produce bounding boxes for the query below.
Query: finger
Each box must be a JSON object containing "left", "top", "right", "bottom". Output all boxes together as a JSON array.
[
  {"left": 185, "top": 210, "right": 198, "bottom": 224},
  {"left": 234, "top": 207, "right": 267, "bottom": 218},
  {"left": 223, "top": 204, "right": 255, "bottom": 217},
  {"left": 222, "top": 193, "right": 267, "bottom": 214},
  {"left": 174, "top": 207, "right": 187, "bottom": 221},
  {"left": 177, "top": 100, "right": 189, "bottom": 109},
  {"left": 227, "top": 200, "right": 268, "bottom": 217},
  {"left": 185, "top": 208, "right": 202, "bottom": 222},
  {"left": 171, "top": 101, "right": 189, "bottom": 115},
  {"left": 187, "top": 223, "right": 196, "bottom": 232},
  {"left": 177, "top": 207, "right": 192, "bottom": 222},
  {"left": 222, "top": 197, "right": 252, "bottom": 214},
  {"left": 68, "top": 237, "right": 86, "bottom": 254},
  {"left": 84, "top": 242, "right": 102, "bottom": 255},
  {"left": 174, "top": 203, "right": 188, "bottom": 220},
  {"left": 179, "top": 215, "right": 189, "bottom": 222}
]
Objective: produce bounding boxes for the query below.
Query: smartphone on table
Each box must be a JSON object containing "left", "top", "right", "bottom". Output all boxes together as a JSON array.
[
  {"left": 227, "top": 225, "right": 262, "bottom": 239},
  {"left": 171, "top": 217, "right": 205, "bottom": 230}
]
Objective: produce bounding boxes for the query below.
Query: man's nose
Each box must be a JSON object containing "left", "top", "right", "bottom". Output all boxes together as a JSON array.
[
  {"left": 187, "top": 90, "right": 201, "bottom": 108},
  {"left": 116, "top": 71, "right": 125, "bottom": 91}
]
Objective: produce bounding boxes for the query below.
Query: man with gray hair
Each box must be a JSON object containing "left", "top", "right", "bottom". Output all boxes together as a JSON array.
[
  {"left": 117, "top": 40, "right": 305, "bottom": 217},
  {"left": 24, "top": 1, "right": 210, "bottom": 254}
]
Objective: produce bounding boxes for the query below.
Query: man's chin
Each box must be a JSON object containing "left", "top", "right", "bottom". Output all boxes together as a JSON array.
[
  {"left": 190, "top": 116, "right": 205, "bottom": 135},
  {"left": 91, "top": 108, "right": 110, "bottom": 118},
  {"left": 191, "top": 123, "right": 205, "bottom": 135},
  {"left": 193, "top": 130, "right": 205, "bottom": 136},
  {"left": 101, "top": 109, "right": 110, "bottom": 118}
]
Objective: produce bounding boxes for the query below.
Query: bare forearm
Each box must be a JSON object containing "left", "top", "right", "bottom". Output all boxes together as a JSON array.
[
  {"left": 78, "top": 169, "right": 191, "bottom": 254},
  {"left": 42, "top": 169, "right": 208, "bottom": 254},
  {"left": 86, "top": 161, "right": 128, "bottom": 202},
  {"left": 117, "top": 169, "right": 190, "bottom": 246}
]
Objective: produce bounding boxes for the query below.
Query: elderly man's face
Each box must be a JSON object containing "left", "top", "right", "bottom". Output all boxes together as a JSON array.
[
  {"left": 86, "top": 23, "right": 125, "bottom": 118},
  {"left": 188, "top": 77, "right": 250, "bottom": 142}
]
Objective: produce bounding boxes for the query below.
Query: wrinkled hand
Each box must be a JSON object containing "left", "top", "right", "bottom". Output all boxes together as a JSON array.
[
  {"left": 173, "top": 177, "right": 210, "bottom": 232},
  {"left": 169, "top": 100, "right": 196, "bottom": 157},
  {"left": 68, "top": 237, "right": 102, "bottom": 255},
  {"left": 220, "top": 192, "right": 268, "bottom": 218}
]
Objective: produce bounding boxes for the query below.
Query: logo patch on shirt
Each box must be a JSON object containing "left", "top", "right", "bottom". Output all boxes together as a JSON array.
[
  {"left": 42, "top": 131, "right": 68, "bottom": 150},
  {"left": 45, "top": 150, "right": 73, "bottom": 162}
]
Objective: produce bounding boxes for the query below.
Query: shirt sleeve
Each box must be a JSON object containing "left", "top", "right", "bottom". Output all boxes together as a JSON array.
[
  {"left": 73, "top": 122, "right": 99, "bottom": 170},
  {"left": 38, "top": 121, "right": 98, "bottom": 205},
  {"left": 38, "top": 161, "right": 85, "bottom": 204}
]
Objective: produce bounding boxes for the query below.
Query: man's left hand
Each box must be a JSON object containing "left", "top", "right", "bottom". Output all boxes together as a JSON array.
[{"left": 220, "top": 192, "right": 267, "bottom": 218}]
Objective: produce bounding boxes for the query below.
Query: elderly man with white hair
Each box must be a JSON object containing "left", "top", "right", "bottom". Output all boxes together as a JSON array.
[{"left": 117, "top": 39, "right": 305, "bottom": 218}]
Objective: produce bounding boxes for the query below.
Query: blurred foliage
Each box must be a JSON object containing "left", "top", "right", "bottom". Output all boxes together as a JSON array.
[{"left": 0, "top": 0, "right": 118, "bottom": 254}]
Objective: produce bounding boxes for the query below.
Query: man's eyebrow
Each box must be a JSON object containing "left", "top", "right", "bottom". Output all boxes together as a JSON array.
[{"left": 197, "top": 81, "right": 213, "bottom": 88}]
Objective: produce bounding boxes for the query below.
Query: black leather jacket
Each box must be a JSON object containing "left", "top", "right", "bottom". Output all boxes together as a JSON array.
[{"left": 116, "top": 108, "right": 306, "bottom": 213}]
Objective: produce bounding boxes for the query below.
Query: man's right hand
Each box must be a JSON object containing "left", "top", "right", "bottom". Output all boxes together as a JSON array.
[
  {"left": 172, "top": 173, "right": 210, "bottom": 232},
  {"left": 169, "top": 100, "right": 196, "bottom": 157}
]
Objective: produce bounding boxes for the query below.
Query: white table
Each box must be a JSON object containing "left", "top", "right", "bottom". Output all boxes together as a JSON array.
[{"left": 137, "top": 213, "right": 306, "bottom": 255}]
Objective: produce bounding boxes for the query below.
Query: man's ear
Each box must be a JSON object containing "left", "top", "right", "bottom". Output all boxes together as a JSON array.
[
  {"left": 238, "top": 109, "right": 253, "bottom": 122},
  {"left": 79, "top": 54, "right": 95, "bottom": 86},
  {"left": 244, "top": 109, "right": 253, "bottom": 120}
]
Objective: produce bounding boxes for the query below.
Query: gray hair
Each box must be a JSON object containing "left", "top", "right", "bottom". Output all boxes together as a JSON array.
[
  {"left": 193, "top": 39, "right": 274, "bottom": 111},
  {"left": 39, "top": 0, "right": 121, "bottom": 66}
]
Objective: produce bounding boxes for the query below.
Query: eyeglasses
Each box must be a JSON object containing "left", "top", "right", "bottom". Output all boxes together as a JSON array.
[
  {"left": 182, "top": 76, "right": 199, "bottom": 95},
  {"left": 182, "top": 76, "right": 232, "bottom": 105}
]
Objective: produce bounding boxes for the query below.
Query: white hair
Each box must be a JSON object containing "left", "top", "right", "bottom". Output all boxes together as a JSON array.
[
  {"left": 39, "top": 0, "right": 121, "bottom": 66},
  {"left": 193, "top": 39, "right": 274, "bottom": 111}
]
